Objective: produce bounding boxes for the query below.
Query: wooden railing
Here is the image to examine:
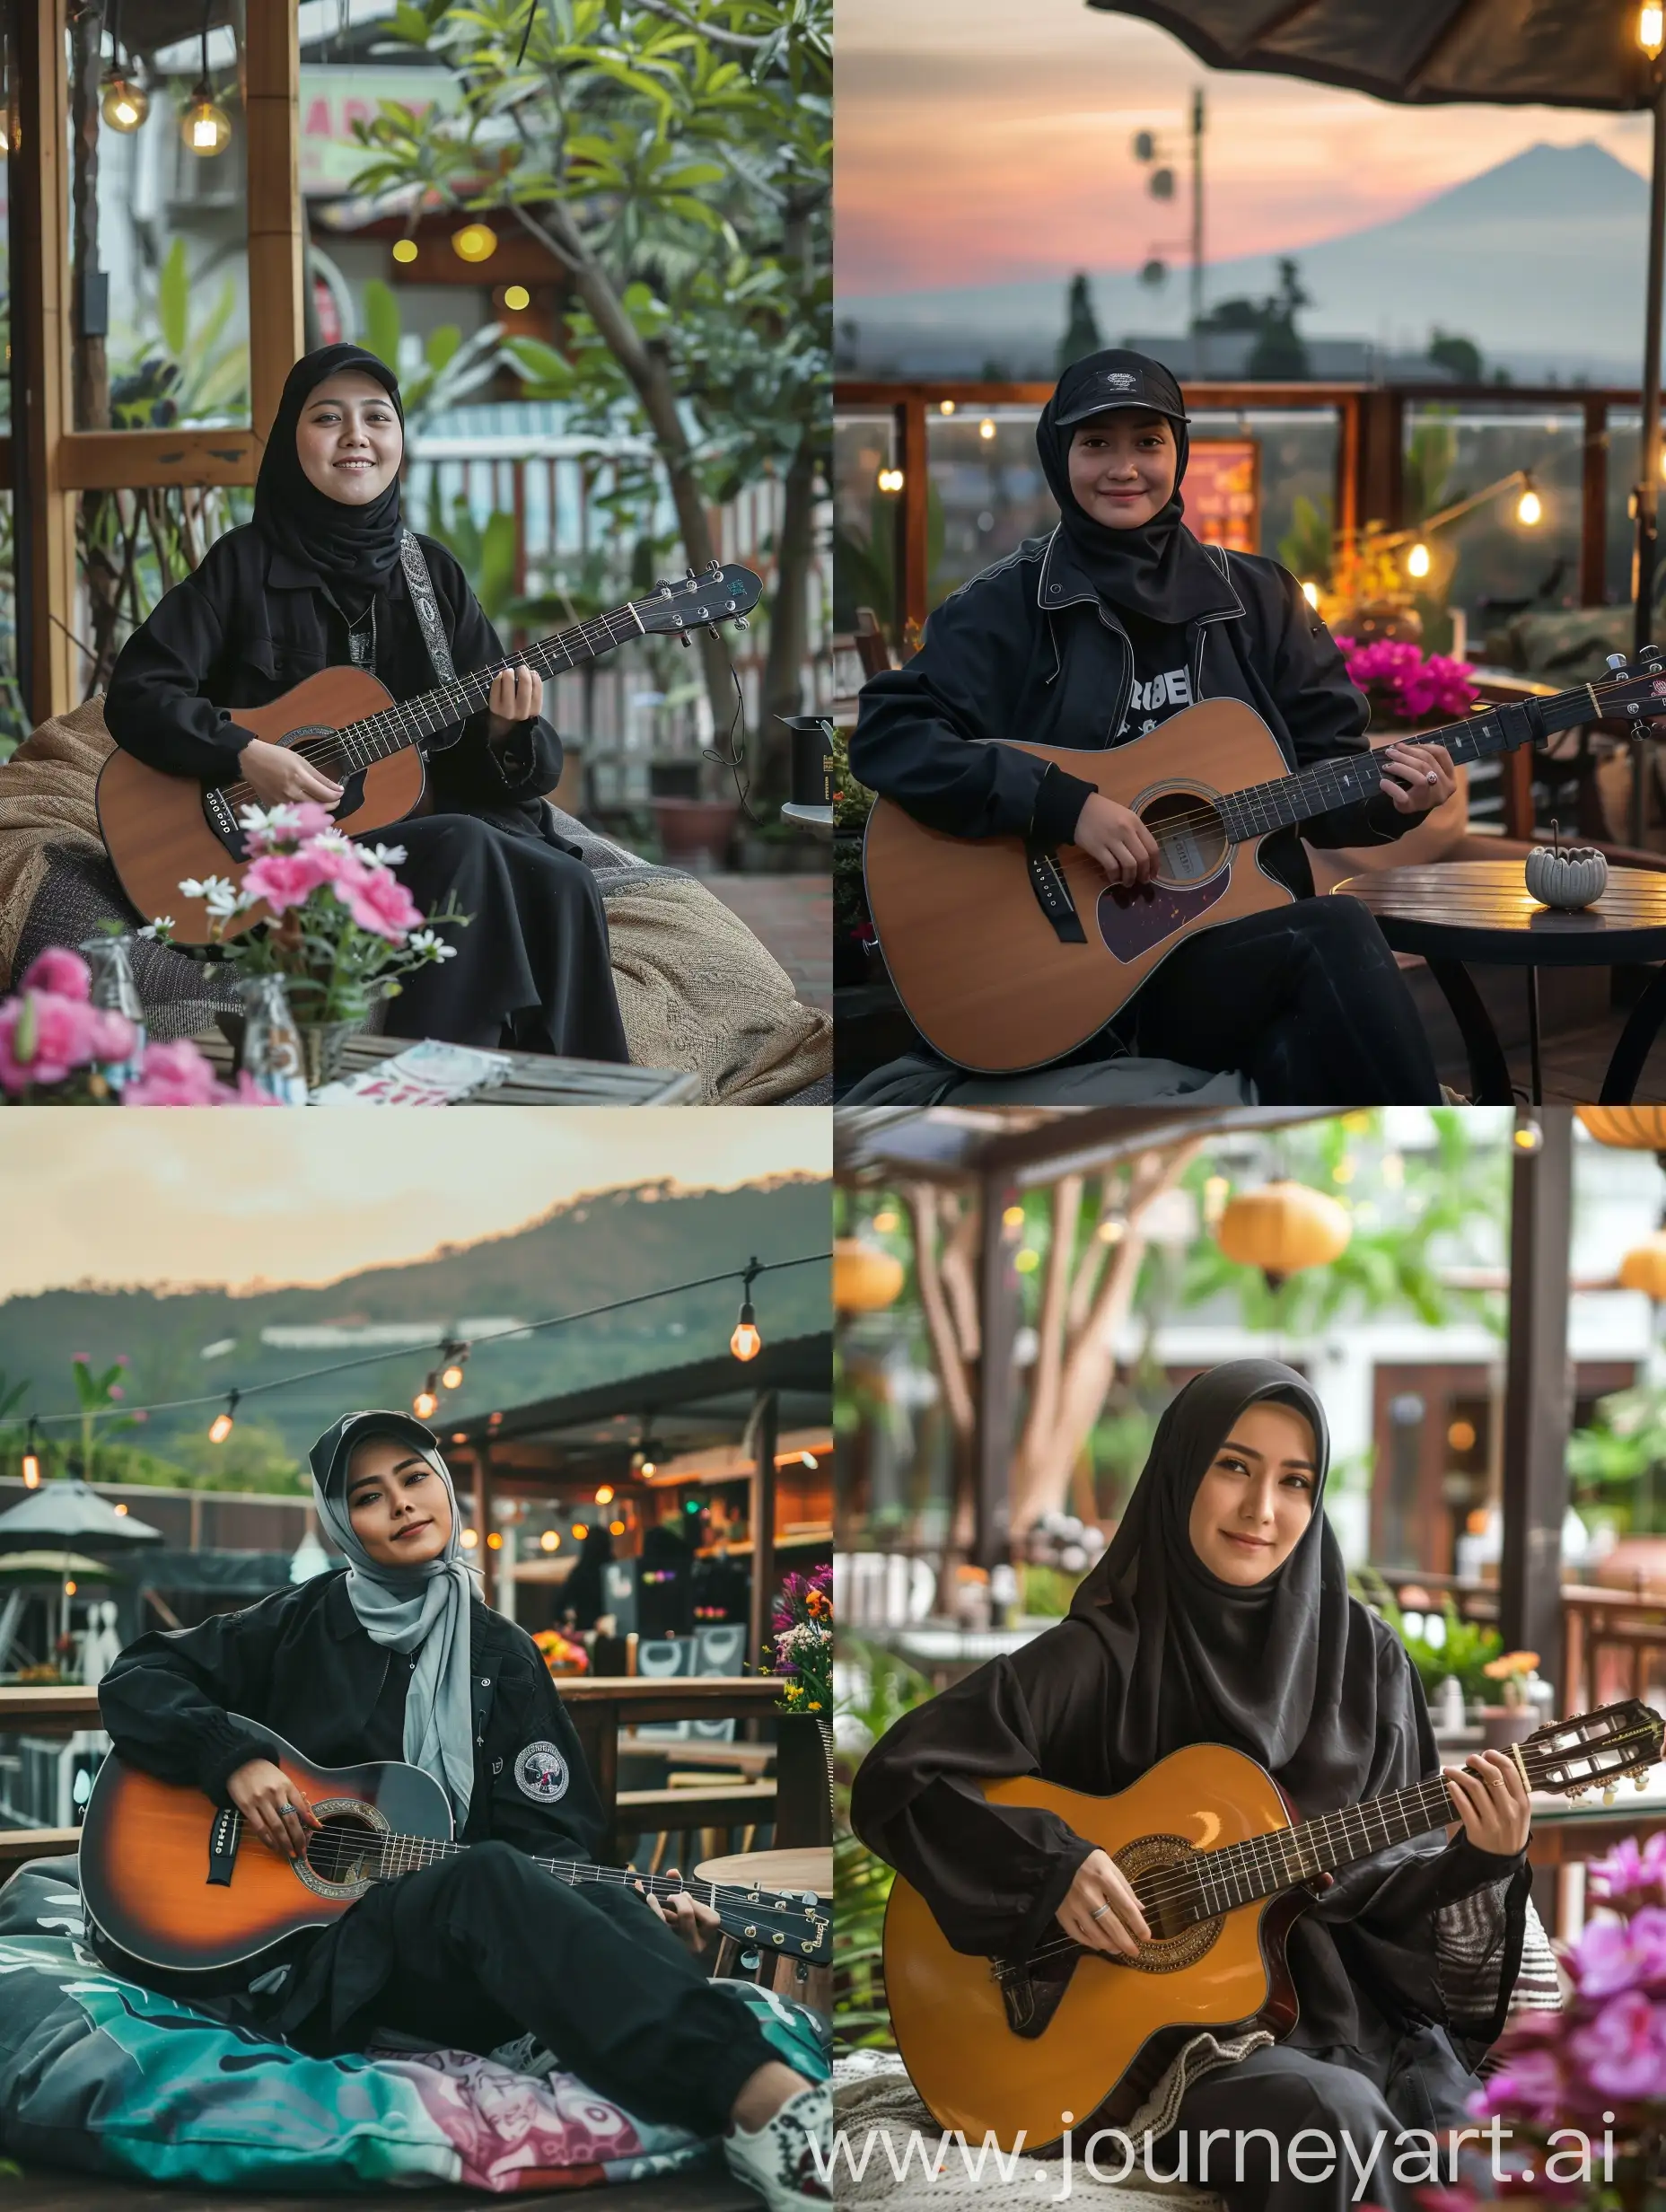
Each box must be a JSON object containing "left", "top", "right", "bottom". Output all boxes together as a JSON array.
[{"left": 0, "top": 1677, "right": 830, "bottom": 1871}]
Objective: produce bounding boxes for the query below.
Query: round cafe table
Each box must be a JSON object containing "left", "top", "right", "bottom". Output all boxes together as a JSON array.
[{"left": 1334, "top": 860, "right": 1666, "bottom": 1106}]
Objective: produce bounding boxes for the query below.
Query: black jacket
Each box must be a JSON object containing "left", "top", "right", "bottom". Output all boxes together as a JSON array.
[
  {"left": 849, "top": 530, "right": 1415, "bottom": 900},
  {"left": 104, "top": 524, "right": 563, "bottom": 842},
  {"left": 98, "top": 1568, "right": 605, "bottom": 1865}
]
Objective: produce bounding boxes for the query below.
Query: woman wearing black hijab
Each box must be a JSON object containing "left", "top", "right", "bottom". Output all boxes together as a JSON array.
[
  {"left": 93, "top": 1409, "right": 827, "bottom": 2211},
  {"left": 847, "top": 350, "right": 1454, "bottom": 1104},
  {"left": 851, "top": 1362, "right": 1550, "bottom": 2212},
  {"left": 104, "top": 345, "right": 628, "bottom": 1064}
]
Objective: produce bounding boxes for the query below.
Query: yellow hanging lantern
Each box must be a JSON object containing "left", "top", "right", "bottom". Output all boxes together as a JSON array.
[
  {"left": 1619, "top": 1232, "right": 1666, "bottom": 1300},
  {"left": 834, "top": 1236, "right": 905, "bottom": 1312},
  {"left": 1577, "top": 1108, "right": 1666, "bottom": 1151},
  {"left": 1214, "top": 1181, "right": 1351, "bottom": 1283}
]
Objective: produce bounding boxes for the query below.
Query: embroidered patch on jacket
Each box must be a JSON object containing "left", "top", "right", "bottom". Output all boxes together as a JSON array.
[{"left": 514, "top": 1741, "right": 569, "bottom": 1803}]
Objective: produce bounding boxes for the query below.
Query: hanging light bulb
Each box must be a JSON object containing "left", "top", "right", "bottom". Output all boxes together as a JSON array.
[
  {"left": 208, "top": 1390, "right": 239, "bottom": 1445},
  {"left": 451, "top": 222, "right": 498, "bottom": 264},
  {"left": 1516, "top": 476, "right": 1543, "bottom": 528},
  {"left": 21, "top": 1418, "right": 41, "bottom": 1488},
  {"left": 413, "top": 1374, "right": 440, "bottom": 1421},
  {"left": 101, "top": 72, "right": 148, "bottom": 131},
  {"left": 1642, "top": 4, "right": 1665, "bottom": 60},
  {"left": 1406, "top": 541, "right": 1432, "bottom": 580},
  {"left": 596, "top": 1483, "right": 615, "bottom": 1505},
  {"left": 440, "top": 1342, "right": 469, "bottom": 1391},
  {"left": 391, "top": 236, "right": 419, "bottom": 265},
  {"left": 730, "top": 1257, "right": 763, "bottom": 1362},
  {"left": 180, "top": 4, "right": 230, "bottom": 157}
]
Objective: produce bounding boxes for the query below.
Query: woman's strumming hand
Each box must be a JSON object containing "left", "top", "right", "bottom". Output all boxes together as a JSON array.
[
  {"left": 1378, "top": 740, "right": 1458, "bottom": 814},
  {"left": 485, "top": 663, "right": 544, "bottom": 745},
  {"left": 238, "top": 737, "right": 344, "bottom": 809},
  {"left": 635, "top": 1865, "right": 722, "bottom": 1956},
  {"left": 1057, "top": 1845, "right": 1152, "bottom": 1961},
  {"left": 226, "top": 1756, "right": 323, "bottom": 1861},
  {"left": 1442, "top": 1746, "right": 1532, "bottom": 1857},
  {"left": 1072, "top": 792, "right": 1162, "bottom": 889}
]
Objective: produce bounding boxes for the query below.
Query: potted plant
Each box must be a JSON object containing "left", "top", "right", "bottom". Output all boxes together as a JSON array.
[
  {"left": 1479, "top": 1648, "right": 1544, "bottom": 1749},
  {"left": 0, "top": 946, "right": 275, "bottom": 1106}
]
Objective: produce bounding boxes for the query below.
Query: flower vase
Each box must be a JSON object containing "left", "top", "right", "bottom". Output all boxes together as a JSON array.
[{"left": 297, "top": 1018, "right": 364, "bottom": 1093}]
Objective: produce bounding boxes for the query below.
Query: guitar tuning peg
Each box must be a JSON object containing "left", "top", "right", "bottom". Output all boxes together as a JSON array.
[
  {"left": 734, "top": 615, "right": 749, "bottom": 630},
  {"left": 1639, "top": 1772, "right": 1653, "bottom": 1791},
  {"left": 1608, "top": 653, "right": 1630, "bottom": 672},
  {"left": 679, "top": 632, "right": 691, "bottom": 648},
  {"left": 707, "top": 558, "right": 723, "bottom": 575},
  {"left": 707, "top": 622, "right": 722, "bottom": 642},
  {"left": 686, "top": 566, "right": 698, "bottom": 584}
]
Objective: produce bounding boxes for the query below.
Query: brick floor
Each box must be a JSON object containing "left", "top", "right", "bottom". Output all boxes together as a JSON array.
[{"left": 704, "top": 872, "right": 831, "bottom": 1016}]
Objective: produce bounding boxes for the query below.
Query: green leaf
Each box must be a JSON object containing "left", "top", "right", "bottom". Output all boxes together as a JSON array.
[
  {"left": 425, "top": 323, "right": 463, "bottom": 373},
  {"left": 157, "top": 237, "right": 189, "bottom": 360},
  {"left": 478, "top": 509, "right": 519, "bottom": 620},
  {"left": 364, "top": 278, "right": 404, "bottom": 374},
  {"left": 502, "top": 334, "right": 574, "bottom": 391}
]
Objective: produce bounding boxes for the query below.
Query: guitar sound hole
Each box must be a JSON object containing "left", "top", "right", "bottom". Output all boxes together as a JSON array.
[
  {"left": 1139, "top": 789, "right": 1227, "bottom": 885},
  {"left": 301, "top": 1809, "right": 385, "bottom": 1892}
]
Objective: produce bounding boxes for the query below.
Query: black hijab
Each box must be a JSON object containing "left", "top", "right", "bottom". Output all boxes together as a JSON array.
[
  {"left": 1037, "top": 347, "right": 1239, "bottom": 628},
  {"left": 253, "top": 344, "right": 407, "bottom": 592},
  {"left": 1065, "top": 1358, "right": 1382, "bottom": 1809}
]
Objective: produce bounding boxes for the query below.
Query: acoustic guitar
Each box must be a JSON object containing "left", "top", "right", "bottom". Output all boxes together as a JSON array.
[
  {"left": 882, "top": 1697, "right": 1662, "bottom": 2153},
  {"left": 78, "top": 1717, "right": 829, "bottom": 1974},
  {"left": 863, "top": 651, "right": 1666, "bottom": 1072},
  {"left": 97, "top": 561, "right": 762, "bottom": 947}
]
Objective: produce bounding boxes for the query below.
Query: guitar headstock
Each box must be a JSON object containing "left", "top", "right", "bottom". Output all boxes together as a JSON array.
[
  {"left": 1519, "top": 1698, "right": 1664, "bottom": 1800},
  {"left": 710, "top": 1880, "right": 830, "bottom": 1966},
  {"left": 634, "top": 562, "right": 763, "bottom": 636},
  {"left": 1589, "top": 646, "right": 1666, "bottom": 726}
]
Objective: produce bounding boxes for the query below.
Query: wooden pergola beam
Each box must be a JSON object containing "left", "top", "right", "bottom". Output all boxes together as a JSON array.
[
  {"left": 244, "top": 0, "right": 304, "bottom": 452},
  {"left": 55, "top": 431, "right": 259, "bottom": 491},
  {"left": 1499, "top": 1110, "right": 1574, "bottom": 1696}
]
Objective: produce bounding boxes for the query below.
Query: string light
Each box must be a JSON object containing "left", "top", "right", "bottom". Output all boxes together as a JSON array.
[
  {"left": 208, "top": 1391, "right": 239, "bottom": 1444},
  {"left": 22, "top": 1418, "right": 41, "bottom": 1488},
  {"left": 1516, "top": 476, "right": 1543, "bottom": 528},
  {"left": 1642, "top": 4, "right": 1664, "bottom": 60},
  {"left": 1406, "top": 542, "right": 1432, "bottom": 579},
  {"left": 461, "top": 1527, "right": 478, "bottom": 1549},
  {"left": 486, "top": 1531, "right": 503, "bottom": 1550},
  {"left": 391, "top": 237, "right": 419, "bottom": 265},
  {"left": 730, "top": 1257, "right": 762, "bottom": 1363},
  {"left": 452, "top": 222, "right": 498, "bottom": 263},
  {"left": 413, "top": 1374, "right": 440, "bottom": 1421},
  {"left": 640, "top": 1459, "right": 657, "bottom": 1478},
  {"left": 503, "top": 284, "right": 530, "bottom": 311},
  {"left": 596, "top": 1484, "right": 615, "bottom": 1505},
  {"left": 572, "top": 1522, "right": 589, "bottom": 1540},
  {"left": 609, "top": 1519, "right": 625, "bottom": 1535},
  {"left": 978, "top": 418, "right": 997, "bottom": 442},
  {"left": 540, "top": 1530, "right": 559, "bottom": 1551},
  {"left": 939, "top": 399, "right": 956, "bottom": 416},
  {"left": 876, "top": 467, "right": 904, "bottom": 494},
  {"left": 440, "top": 1342, "right": 469, "bottom": 1391},
  {"left": 101, "top": 73, "right": 148, "bottom": 130}
]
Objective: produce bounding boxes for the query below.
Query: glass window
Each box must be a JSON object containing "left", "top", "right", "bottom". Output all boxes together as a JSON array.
[{"left": 833, "top": 409, "right": 898, "bottom": 636}]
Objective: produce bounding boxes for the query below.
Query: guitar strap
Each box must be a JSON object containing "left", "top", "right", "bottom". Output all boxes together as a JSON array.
[{"left": 399, "top": 530, "right": 458, "bottom": 685}]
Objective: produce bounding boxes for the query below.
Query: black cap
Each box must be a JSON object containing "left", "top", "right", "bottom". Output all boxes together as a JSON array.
[{"left": 1052, "top": 350, "right": 1188, "bottom": 432}]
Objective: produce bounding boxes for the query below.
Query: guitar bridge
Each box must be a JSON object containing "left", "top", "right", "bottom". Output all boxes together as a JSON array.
[
  {"left": 991, "top": 1946, "right": 1080, "bottom": 2040},
  {"left": 203, "top": 786, "right": 249, "bottom": 860},
  {"left": 207, "top": 1804, "right": 239, "bottom": 1887}
]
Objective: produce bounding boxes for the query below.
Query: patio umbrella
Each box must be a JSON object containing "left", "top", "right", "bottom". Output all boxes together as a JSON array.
[
  {"left": 1089, "top": 3, "right": 1666, "bottom": 664},
  {"left": 0, "top": 1551, "right": 126, "bottom": 1581},
  {"left": 0, "top": 1480, "right": 162, "bottom": 1547}
]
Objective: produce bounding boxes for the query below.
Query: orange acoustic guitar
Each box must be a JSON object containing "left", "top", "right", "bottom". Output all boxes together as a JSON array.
[
  {"left": 77, "top": 1717, "right": 829, "bottom": 1975},
  {"left": 862, "top": 652, "right": 1666, "bottom": 1072},
  {"left": 97, "top": 562, "right": 762, "bottom": 947},
  {"left": 882, "top": 1698, "right": 1662, "bottom": 2154}
]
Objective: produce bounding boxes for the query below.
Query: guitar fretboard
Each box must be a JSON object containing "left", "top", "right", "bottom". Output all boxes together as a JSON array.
[
  {"left": 1162, "top": 1773, "right": 1460, "bottom": 1925},
  {"left": 1212, "top": 683, "right": 1595, "bottom": 845}
]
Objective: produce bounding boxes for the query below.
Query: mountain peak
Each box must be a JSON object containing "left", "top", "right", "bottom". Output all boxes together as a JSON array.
[{"left": 1397, "top": 139, "right": 1647, "bottom": 229}]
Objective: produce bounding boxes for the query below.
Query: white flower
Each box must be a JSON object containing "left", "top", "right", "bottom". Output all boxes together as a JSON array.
[
  {"left": 310, "top": 828, "right": 354, "bottom": 855},
  {"left": 360, "top": 841, "right": 408, "bottom": 871},
  {"left": 137, "top": 917, "right": 175, "bottom": 939},
  {"left": 407, "top": 928, "right": 457, "bottom": 961},
  {"left": 180, "top": 873, "right": 251, "bottom": 919},
  {"left": 236, "top": 802, "right": 298, "bottom": 837}
]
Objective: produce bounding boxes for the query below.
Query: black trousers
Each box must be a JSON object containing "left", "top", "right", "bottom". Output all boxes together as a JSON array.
[
  {"left": 326, "top": 1845, "right": 778, "bottom": 2139},
  {"left": 381, "top": 815, "right": 629, "bottom": 1063},
  {"left": 1128, "top": 896, "right": 1442, "bottom": 1104}
]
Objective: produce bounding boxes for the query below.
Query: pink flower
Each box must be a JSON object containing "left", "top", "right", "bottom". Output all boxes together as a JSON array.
[
  {"left": 20, "top": 946, "right": 92, "bottom": 1000},
  {"left": 1591, "top": 1829, "right": 1666, "bottom": 1910},
  {"left": 1468, "top": 2043, "right": 1571, "bottom": 2129},
  {"left": 0, "top": 988, "right": 134, "bottom": 1094},
  {"left": 303, "top": 838, "right": 370, "bottom": 888},
  {"left": 108, "top": 1385, "right": 124, "bottom": 1400},
  {"left": 285, "top": 802, "right": 339, "bottom": 844},
  {"left": 1576, "top": 1905, "right": 1666, "bottom": 1997},
  {"left": 241, "top": 850, "right": 329, "bottom": 916},
  {"left": 115, "top": 1356, "right": 129, "bottom": 1366},
  {"left": 1568, "top": 1987, "right": 1666, "bottom": 2099},
  {"left": 336, "top": 866, "right": 422, "bottom": 942},
  {"left": 232, "top": 1071, "right": 285, "bottom": 1107},
  {"left": 120, "top": 1039, "right": 227, "bottom": 1108}
]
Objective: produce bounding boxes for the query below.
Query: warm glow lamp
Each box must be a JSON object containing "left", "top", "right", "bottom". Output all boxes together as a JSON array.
[
  {"left": 1215, "top": 1181, "right": 1351, "bottom": 1285},
  {"left": 731, "top": 1259, "right": 763, "bottom": 1361},
  {"left": 596, "top": 1484, "right": 615, "bottom": 1505},
  {"left": 452, "top": 222, "right": 498, "bottom": 264},
  {"left": 1643, "top": 4, "right": 1665, "bottom": 59},
  {"left": 101, "top": 74, "right": 148, "bottom": 131},
  {"left": 413, "top": 1375, "right": 440, "bottom": 1421},
  {"left": 503, "top": 284, "right": 530, "bottom": 311},
  {"left": 1406, "top": 541, "right": 1432, "bottom": 579},
  {"left": 180, "top": 83, "right": 231, "bottom": 155},
  {"left": 21, "top": 1418, "right": 41, "bottom": 1488},
  {"left": 392, "top": 237, "right": 419, "bottom": 265},
  {"left": 1516, "top": 478, "right": 1543, "bottom": 528},
  {"left": 208, "top": 1390, "right": 239, "bottom": 1444}
]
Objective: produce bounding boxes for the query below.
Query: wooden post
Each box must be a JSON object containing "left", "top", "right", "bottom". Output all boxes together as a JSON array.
[
  {"left": 11, "top": 0, "right": 77, "bottom": 721},
  {"left": 1582, "top": 398, "right": 1609, "bottom": 610},
  {"left": 473, "top": 1450, "right": 493, "bottom": 1569},
  {"left": 897, "top": 395, "right": 930, "bottom": 649},
  {"left": 1336, "top": 391, "right": 1360, "bottom": 563},
  {"left": 1357, "top": 388, "right": 1404, "bottom": 534},
  {"left": 244, "top": 0, "right": 304, "bottom": 449},
  {"left": 973, "top": 1173, "right": 1019, "bottom": 1572},
  {"left": 746, "top": 1390, "right": 780, "bottom": 1680},
  {"left": 1499, "top": 1110, "right": 1573, "bottom": 1698}
]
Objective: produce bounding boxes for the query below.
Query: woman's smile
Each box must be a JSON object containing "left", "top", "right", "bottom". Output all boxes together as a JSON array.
[
  {"left": 390, "top": 1515, "right": 434, "bottom": 1543},
  {"left": 1220, "top": 1530, "right": 1275, "bottom": 1550}
]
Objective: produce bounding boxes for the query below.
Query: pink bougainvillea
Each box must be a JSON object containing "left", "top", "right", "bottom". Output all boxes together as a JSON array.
[{"left": 1333, "top": 636, "right": 1478, "bottom": 730}]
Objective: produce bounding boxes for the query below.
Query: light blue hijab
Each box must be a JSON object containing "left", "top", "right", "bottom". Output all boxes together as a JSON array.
[{"left": 309, "top": 1409, "right": 479, "bottom": 1827}]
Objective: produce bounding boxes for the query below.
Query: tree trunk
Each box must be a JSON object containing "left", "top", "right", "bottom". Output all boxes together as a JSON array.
[
  {"left": 510, "top": 202, "right": 736, "bottom": 770},
  {"left": 754, "top": 432, "right": 817, "bottom": 811}
]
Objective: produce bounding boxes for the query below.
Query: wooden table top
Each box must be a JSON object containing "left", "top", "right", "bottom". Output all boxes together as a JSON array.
[
  {"left": 1336, "top": 861, "right": 1666, "bottom": 967},
  {"left": 693, "top": 1845, "right": 832, "bottom": 1896},
  {"left": 192, "top": 1029, "right": 700, "bottom": 1106}
]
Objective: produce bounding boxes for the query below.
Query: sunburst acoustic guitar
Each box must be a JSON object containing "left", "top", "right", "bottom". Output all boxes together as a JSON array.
[
  {"left": 78, "top": 1716, "right": 829, "bottom": 1974},
  {"left": 882, "top": 1698, "right": 1662, "bottom": 2154},
  {"left": 97, "top": 562, "right": 762, "bottom": 947},
  {"left": 863, "top": 651, "right": 1666, "bottom": 1072}
]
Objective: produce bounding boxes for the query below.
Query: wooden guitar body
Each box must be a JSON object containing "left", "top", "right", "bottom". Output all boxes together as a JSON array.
[
  {"left": 97, "top": 666, "right": 426, "bottom": 946},
  {"left": 882, "top": 1744, "right": 1304, "bottom": 2154},
  {"left": 79, "top": 1721, "right": 452, "bottom": 1972},
  {"left": 863, "top": 698, "right": 1297, "bottom": 1072}
]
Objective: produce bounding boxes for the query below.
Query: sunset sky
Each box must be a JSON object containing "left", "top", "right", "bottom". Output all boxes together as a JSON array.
[
  {"left": 0, "top": 1110, "right": 829, "bottom": 1299},
  {"left": 837, "top": 0, "right": 1656, "bottom": 299}
]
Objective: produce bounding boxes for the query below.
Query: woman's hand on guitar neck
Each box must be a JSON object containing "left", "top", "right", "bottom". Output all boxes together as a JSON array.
[
  {"left": 1057, "top": 1846, "right": 1152, "bottom": 1960},
  {"left": 1070, "top": 794, "right": 1162, "bottom": 890},
  {"left": 1378, "top": 740, "right": 1458, "bottom": 815},
  {"left": 227, "top": 1756, "right": 323, "bottom": 1860},
  {"left": 485, "top": 663, "right": 544, "bottom": 746},
  {"left": 1442, "top": 1747, "right": 1531, "bottom": 1857},
  {"left": 238, "top": 737, "right": 345, "bottom": 810}
]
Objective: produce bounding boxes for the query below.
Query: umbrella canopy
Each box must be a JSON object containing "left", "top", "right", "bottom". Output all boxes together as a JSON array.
[
  {"left": 0, "top": 1550, "right": 126, "bottom": 1581},
  {"left": 1088, "top": 4, "right": 1654, "bottom": 109},
  {"left": 0, "top": 1481, "right": 162, "bottom": 1546}
]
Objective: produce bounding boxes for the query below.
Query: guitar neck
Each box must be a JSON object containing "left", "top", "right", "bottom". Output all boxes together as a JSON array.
[
  {"left": 330, "top": 601, "right": 648, "bottom": 770},
  {"left": 1215, "top": 680, "right": 1594, "bottom": 844},
  {"left": 1188, "top": 1773, "right": 1459, "bottom": 1916}
]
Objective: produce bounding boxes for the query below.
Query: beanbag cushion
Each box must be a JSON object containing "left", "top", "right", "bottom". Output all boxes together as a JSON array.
[{"left": 0, "top": 1856, "right": 827, "bottom": 2194}]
